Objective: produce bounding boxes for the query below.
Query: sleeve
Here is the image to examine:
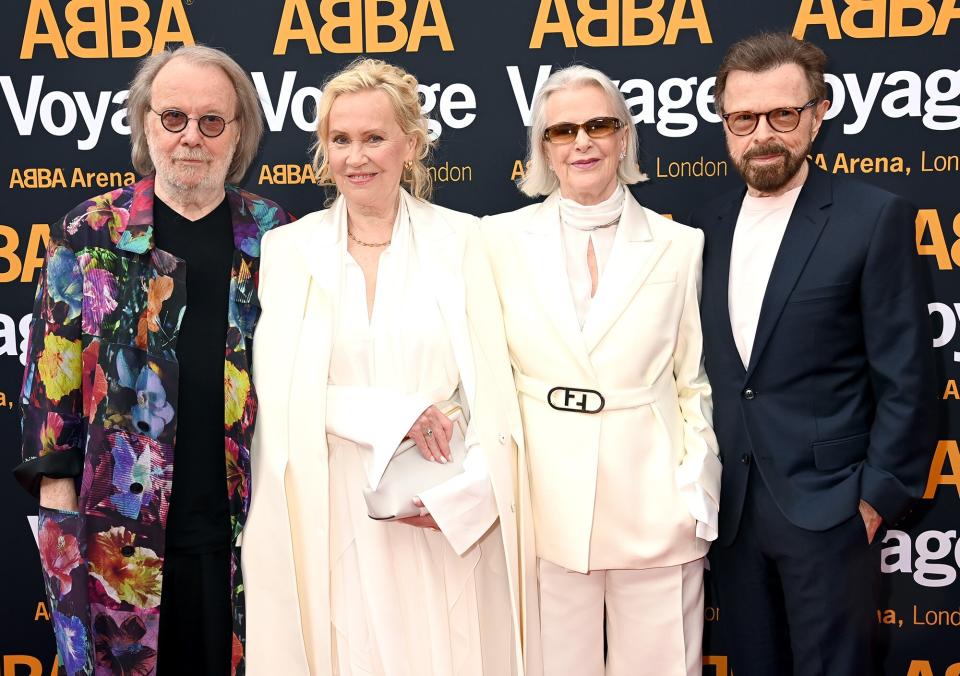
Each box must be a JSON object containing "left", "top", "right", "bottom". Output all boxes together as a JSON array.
[
  {"left": 859, "top": 195, "right": 938, "bottom": 524},
  {"left": 15, "top": 219, "right": 95, "bottom": 674},
  {"left": 36, "top": 506, "right": 94, "bottom": 675},
  {"left": 325, "top": 385, "right": 433, "bottom": 488},
  {"left": 418, "top": 223, "right": 510, "bottom": 554},
  {"left": 673, "top": 229, "right": 723, "bottom": 541},
  {"left": 418, "top": 416, "right": 498, "bottom": 556},
  {"left": 13, "top": 220, "right": 86, "bottom": 498}
]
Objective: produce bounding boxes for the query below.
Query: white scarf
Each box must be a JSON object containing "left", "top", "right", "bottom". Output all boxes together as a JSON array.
[{"left": 559, "top": 183, "right": 625, "bottom": 230}]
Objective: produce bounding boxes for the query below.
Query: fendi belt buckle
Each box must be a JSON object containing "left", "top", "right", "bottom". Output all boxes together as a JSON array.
[{"left": 547, "top": 387, "right": 605, "bottom": 413}]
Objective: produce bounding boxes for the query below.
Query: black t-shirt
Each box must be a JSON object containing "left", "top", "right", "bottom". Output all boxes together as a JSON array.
[{"left": 153, "top": 195, "right": 234, "bottom": 554}]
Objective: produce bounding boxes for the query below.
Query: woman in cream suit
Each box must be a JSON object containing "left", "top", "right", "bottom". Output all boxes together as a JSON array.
[
  {"left": 242, "top": 59, "right": 539, "bottom": 676},
  {"left": 482, "top": 66, "right": 721, "bottom": 676}
]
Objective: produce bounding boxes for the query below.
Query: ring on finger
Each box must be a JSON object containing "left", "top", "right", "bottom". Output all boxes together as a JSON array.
[{"left": 425, "top": 427, "right": 434, "bottom": 438}]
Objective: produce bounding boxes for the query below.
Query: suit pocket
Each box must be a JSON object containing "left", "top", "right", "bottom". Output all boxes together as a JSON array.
[
  {"left": 789, "top": 282, "right": 853, "bottom": 304},
  {"left": 812, "top": 431, "right": 869, "bottom": 470}
]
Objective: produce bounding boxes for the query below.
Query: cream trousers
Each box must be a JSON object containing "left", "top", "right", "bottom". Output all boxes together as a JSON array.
[{"left": 538, "top": 557, "right": 704, "bottom": 676}]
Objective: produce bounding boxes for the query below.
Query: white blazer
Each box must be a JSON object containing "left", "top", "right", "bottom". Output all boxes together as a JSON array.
[
  {"left": 482, "top": 190, "right": 721, "bottom": 574},
  {"left": 242, "top": 193, "right": 541, "bottom": 675}
]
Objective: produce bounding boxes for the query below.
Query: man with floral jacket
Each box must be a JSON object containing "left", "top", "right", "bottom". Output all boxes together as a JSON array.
[{"left": 14, "top": 46, "right": 293, "bottom": 676}]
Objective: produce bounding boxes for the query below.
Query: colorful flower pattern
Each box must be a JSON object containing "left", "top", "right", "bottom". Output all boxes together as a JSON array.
[
  {"left": 91, "top": 604, "right": 159, "bottom": 676},
  {"left": 55, "top": 611, "right": 93, "bottom": 675},
  {"left": 39, "top": 515, "right": 82, "bottom": 596},
  {"left": 16, "top": 176, "right": 292, "bottom": 675},
  {"left": 88, "top": 527, "right": 163, "bottom": 608},
  {"left": 38, "top": 334, "right": 82, "bottom": 403}
]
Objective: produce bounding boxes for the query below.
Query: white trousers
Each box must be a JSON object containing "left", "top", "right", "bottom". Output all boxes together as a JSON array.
[{"left": 538, "top": 557, "right": 704, "bottom": 676}]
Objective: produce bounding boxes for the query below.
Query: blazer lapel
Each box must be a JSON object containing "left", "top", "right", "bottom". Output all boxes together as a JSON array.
[
  {"left": 405, "top": 194, "right": 477, "bottom": 407},
  {"left": 302, "top": 198, "right": 344, "bottom": 301},
  {"left": 518, "top": 193, "right": 594, "bottom": 374},
  {"left": 710, "top": 188, "right": 747, "bottom": 374},
  {"left": 745, "top": 167, "right": 833, "bottom": 379},
  {"left": 288, "top": 201, "right": 342, "bottom": 468},
  {"left": 581, "top": 194, "right": 668, "bottom": 353}
]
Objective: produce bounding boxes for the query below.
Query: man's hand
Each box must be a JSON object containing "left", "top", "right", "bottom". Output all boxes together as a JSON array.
[{"left": 859, "top": 499, "right": 883, "bottom": 545}]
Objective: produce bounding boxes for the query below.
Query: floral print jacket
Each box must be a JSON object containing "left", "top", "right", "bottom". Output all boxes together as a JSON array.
[{"left": 14, "top": 175, "right": 293, "bottom": 676}]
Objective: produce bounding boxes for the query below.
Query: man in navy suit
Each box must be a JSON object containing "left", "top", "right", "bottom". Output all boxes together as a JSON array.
[{"left": 690, "top": 32, "right": 936, "bottom": 675}]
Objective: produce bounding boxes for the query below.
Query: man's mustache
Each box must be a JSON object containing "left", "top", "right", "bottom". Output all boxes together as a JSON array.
[
  {"left": 171, "top": 150, "right": 211, "bottom": 162},
  {"left": 742, "top": 144, "right": 788, "bottom": 162}
]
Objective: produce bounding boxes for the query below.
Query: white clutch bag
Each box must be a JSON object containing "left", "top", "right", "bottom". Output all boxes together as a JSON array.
[{"left": 363, "top": 402, "right": 468, "bottom": 520}]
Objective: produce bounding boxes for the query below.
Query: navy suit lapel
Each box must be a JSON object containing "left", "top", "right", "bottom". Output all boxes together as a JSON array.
[{"left": 745, "top": 166, "right": 834, "bottom": 380}]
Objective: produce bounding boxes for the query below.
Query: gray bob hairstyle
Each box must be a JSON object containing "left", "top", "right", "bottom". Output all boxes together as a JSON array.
[
  {"left": 519, "top": 65, "right": 646, "bottom": 197},
  {"left": 127, "top": 45, "right": 264, "bottom": 184}
]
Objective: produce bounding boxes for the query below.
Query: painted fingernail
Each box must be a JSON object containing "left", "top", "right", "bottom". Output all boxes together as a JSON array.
[{"left": 439, "top": 456, "right": 448, "bottom": 464}]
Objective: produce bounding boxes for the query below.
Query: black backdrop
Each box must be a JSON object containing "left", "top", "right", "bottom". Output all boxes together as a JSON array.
[{"left": 1, "top": 1, "right": 958, "bottom": 674}]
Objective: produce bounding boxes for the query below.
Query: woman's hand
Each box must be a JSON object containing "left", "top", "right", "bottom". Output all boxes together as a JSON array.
[
  {"left": 396, "top": 497, "right": 440, "bottom": 530},
  {"left": 406, "top": 405, "right": 454, "bottom": 462}
]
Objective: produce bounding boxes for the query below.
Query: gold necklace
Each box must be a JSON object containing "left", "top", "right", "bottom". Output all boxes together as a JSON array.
[{"left": 347, "top": 228, "right": 391, "bottom": 247}]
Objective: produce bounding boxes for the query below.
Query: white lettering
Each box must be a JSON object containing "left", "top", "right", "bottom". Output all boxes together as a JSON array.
[
  {"left": 928, "top": 302, "right": 960, "bottom": 362},
  {"left": 924, "top": 69, "right": 960, "bottom": 132},
  {"left": 73, "top": 91, "right": 112, "bottom": 151},
  {"left": 0, "top": 75, "right": 124, "bottom": 148},
  {"left": 506, "top": 64, "right": 552, "bottom": 126},
  {"left": 254, "top": 70, "right": 474, "bottom": 139},
  {"left": 0, "top": 312, "right": 31, "bottom": 365},
  {"left": 509, "top": 66, "right": 960, "bottom": 138},
  {"left": 881, "top": 529, "right": 960, "bottom": 588},
  {"left": 842, "top": 72, "right": 884, "bottom": 135}
]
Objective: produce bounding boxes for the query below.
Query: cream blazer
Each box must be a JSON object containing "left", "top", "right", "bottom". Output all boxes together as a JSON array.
[
  {"left": 242, "top": 193, "right": 541, "bottom": 676},
  {"left": 482, "top": 190, "right": 721, "bottom": 574}
]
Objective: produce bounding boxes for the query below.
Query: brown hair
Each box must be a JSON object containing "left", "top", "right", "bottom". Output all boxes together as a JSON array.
[{"left": 714, "top": 32, "right": 828, "bottom": 114}]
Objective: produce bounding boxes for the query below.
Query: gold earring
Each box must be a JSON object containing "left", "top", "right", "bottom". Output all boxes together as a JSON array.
[{"left": 404, "top": 160, "right": 413, "bottom": 172}]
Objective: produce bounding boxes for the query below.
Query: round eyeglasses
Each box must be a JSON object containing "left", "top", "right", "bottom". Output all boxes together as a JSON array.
[
  {"left": 543, "top": 117, "right": 624, "bottom": 144},
  {"left": 721, "top": 99, "right": 818, "bottom": 136},
  {"left": 150, "top": 108, "right": 236, "bottom": 138}
]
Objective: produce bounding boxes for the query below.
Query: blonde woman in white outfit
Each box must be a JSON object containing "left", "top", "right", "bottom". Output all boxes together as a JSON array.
[
  {"left": 481, "top": 66, "right": 721, "bottom": 676},
  {"left": 241, "top": 59, "right": 540, "bottom": 676}
]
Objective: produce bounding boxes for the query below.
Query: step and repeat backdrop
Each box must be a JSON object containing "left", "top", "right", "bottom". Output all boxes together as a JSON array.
[{"left": 1, "top": 1, "right": 958, "bottom": 674}]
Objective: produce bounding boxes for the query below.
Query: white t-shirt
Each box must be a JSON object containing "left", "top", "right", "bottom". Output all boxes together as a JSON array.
[{"left": 728, "top": 185, "right": 803, "bottom": 367}]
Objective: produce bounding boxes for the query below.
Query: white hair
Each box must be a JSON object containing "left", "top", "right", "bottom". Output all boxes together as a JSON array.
[{"left": 519, "top": 65, "right": 647, "bottom": 197}]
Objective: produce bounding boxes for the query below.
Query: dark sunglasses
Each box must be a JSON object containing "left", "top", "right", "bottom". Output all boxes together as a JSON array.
[
  {"left": 150, "top": 108, "right": 236, "bottom": 138},
  {"left": 722, "top": 99, "right": 818, "bottom": 136},
  {"left": 543, "top": 116, "right": 624, "bottom": 144}
]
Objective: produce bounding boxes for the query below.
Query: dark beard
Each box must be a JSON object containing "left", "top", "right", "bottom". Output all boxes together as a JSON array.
[{"left": 733, "top": 142, "right": 808, "bottom": 193}]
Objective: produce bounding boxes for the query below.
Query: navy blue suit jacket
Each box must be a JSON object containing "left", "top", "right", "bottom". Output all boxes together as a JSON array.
[{"left": 690, "top": 164, "right": 937, "bottom": 546}]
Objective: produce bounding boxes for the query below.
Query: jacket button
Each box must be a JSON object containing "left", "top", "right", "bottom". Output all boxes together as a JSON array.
[
  {"left": 742, "top": 388, "right": 756, "bottom": 400},
  {"left": 130, "top": 482, "right": 143, "bottom": 494},
  {"left": 741, "top": 454, "right": 751, "bottom": 466},
  {"left": 498, "top": 433, "right": 507, "bottom": 444},
  {"left": 120, "top": 545, "right": 136, "bottom": 557}
]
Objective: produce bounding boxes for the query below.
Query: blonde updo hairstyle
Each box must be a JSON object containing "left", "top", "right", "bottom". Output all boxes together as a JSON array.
[{"left": 311, "top": 58, "right": 434, "bottom": 201}]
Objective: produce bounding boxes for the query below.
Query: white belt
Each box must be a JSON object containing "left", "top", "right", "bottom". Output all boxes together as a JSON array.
[{"left": 514, "top": 372, "right": 660, "bottom": 413}]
